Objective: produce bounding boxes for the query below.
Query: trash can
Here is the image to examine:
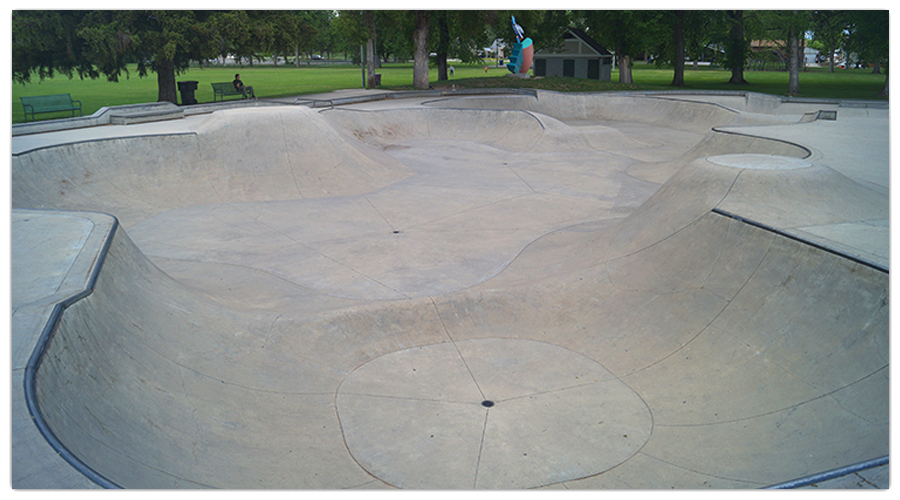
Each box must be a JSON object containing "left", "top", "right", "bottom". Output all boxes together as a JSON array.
[
  {"left": 177, "top": 80, "right": 198, "bottom": 105},
  {"left": 373, "top": 73, "right": 382, "bottom": 86}
]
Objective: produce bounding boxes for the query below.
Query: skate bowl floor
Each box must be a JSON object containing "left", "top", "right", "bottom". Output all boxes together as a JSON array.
[{"left": 10, "top": 90, "right": 889, "bottom": 489}]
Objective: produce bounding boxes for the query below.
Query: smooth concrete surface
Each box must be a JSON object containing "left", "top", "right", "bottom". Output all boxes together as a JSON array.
[{"left": 9, "top": 90, "right": 888, "bottom": 489}]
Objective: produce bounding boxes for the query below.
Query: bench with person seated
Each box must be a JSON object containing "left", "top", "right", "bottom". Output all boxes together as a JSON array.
[
  {"left": 211, "top": 82, "right": 248, "bottom": 101},
  {"left": 20, "top": 94, "right": 83, "bottom": 122}
]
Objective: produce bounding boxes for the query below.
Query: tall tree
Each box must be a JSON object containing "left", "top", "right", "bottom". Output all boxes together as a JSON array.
[
  {"left": 723, "top": 10, "right": 749, "bottom": 84},
  {"left": 334, "top": 10, "right": 389, "bottom": 87},
  {"left": 13, "top": 10, "right": 107, "bottom": 83},
  {"left": 811, "top": 10, "right": 849, "bottom": 73},
  {"left": 307, "top": 10, "right": 337, "bottom": 62},
  {"left": 760, "top": 10, "right": 811, "bottom": 95},
  {"left": 431, "top": 11, "right": 498, "bottom": 81},
  {"left": 14, "top": 10, "right": 222, "bottom": 104},
  {"left": 255, "top": 11, "right": 316, "bottom": 67},
  {"left": 374, "top": 11, "right": 415, "bottom": 64},
  {"left": 845, "top": 10, "right": 889, "bottom": 96},
  {"left": 578, "top": 11, "right": 652, "bottom": 84},
  {"left": 213, "top": 10, "right": 252, "bottom": 65},
  {"left": 671, "top": 11, "right": 686, "bottom": 86},
  {"left": 126, "top": 11, "right": 221, "bottom": 103},
  {"left": 788, "top": 21, "right": 801, "bottom": 95},
  {"left": 413, "top": 11, "right": 430, "bottom": 89},
  {"left": 644, "top": 11, "right": 715, "bottom": 85},
  {"left": 434, "top": 11, "right": 452, "bottom": 81},
  {"left": 364, "top": 11, "right": 377, "bottom": 88}
]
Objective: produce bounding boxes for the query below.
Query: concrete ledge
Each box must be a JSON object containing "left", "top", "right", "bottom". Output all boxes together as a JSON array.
[
  {"left": 11, "top": 99, "right": 276, "bottom": 136},
  {"left": 800, "top": 110, "right": 839, "bottom": 123},
  {"left": 107, "top": 103, "right": 184, "bottom": 125},
  {"left": 293, "top": 88, "right": 539, "bottom": 109}
]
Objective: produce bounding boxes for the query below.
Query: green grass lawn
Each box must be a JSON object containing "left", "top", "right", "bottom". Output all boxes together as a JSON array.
[{"left": 11, "top": 61, "right": 887, "bottom": 123}]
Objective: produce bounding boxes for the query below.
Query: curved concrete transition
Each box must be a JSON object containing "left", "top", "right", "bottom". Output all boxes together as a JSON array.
[{"left": 11, "top": 91, "right": 888, "bottom": 489}]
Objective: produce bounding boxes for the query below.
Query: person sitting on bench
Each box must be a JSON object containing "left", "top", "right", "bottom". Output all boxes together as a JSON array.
[{"left": 232, "top": 74, "right": 255, "bottom": 99}]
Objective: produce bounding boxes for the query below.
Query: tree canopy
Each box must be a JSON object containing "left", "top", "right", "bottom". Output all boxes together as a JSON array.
[{"left": 13, "top": 9, "right": 890, "bottom": 102}]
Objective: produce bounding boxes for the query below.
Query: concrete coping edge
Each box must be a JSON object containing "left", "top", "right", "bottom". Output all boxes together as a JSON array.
[
  {"left": 22, "top": 214, "right": 123, "bottom": 489},
  {"left": 711, "top": 208, "right": 888, "bottom": 274},
  {"left": 12, "top": 89, "right": 885, "bottom": 137}
]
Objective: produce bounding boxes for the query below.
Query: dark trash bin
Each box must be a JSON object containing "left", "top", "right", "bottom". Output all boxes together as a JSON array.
[
  {"left": 373, "top": 73, "right": 382, "bottom": 86},
  {"left": 177, "top": 80, "right": 198, "bottom": 105}
]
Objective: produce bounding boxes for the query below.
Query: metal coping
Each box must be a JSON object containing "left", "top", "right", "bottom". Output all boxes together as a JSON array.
[
  {"left": 708, "top": 127, "right": 814, "bottom": 159},
  {"left": 764, "top": 455, "right": 888, "bottom": 489},
  {"left": 711, "top": 208, "right": 887, "bottom": 274},
  {"left": 22, "top": 216, "right": 123, "bottom": 489}
]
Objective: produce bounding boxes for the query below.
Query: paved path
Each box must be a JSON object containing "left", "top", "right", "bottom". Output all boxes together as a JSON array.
[{"left": 10, "top": 90, "right": 888, "bottom": 489}]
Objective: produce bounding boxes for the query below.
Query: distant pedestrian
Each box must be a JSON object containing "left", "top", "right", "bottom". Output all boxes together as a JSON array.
[
  {"left": 449, "top": 65, "right": 455, "bottom": 77},
  {"left": 233, "top": 73, "right": 255, "bottom": 99}
]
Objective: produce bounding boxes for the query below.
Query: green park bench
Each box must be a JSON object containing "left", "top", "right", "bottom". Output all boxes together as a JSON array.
[
  {"left": 211, "top": 82, "right": 247, "bottom": 101},
  {"left": 20, "top": 94, "right": 82, "bottom": 122}
]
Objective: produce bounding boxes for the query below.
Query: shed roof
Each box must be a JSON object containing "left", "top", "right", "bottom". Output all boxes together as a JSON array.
[
  {"left": 536, "top": 28, "right": 612, "bottom": 58},
  {"left": 566, "top": 28, "right": 612, "bottom": 57}
]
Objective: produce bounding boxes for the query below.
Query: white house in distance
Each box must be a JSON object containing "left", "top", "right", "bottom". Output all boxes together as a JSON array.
[{"left": 533, "top": 28, "right": 613, "bottom": 81}]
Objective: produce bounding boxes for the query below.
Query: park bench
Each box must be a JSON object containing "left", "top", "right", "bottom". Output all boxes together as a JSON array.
[
  {"left": 20, "top": 94, "right": 82, "bottom": 122},
  {"left": 211, "top": 82, "right": 248, "bottom": 101}
]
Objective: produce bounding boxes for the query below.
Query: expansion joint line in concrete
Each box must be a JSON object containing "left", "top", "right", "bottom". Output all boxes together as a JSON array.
[
  {"left": 618, "top": 227, "right": 774, "bottom": 382},
  {"left": 363, "top": 195, "right": 397, "bottom": 232},
  {"left": 711, "top": 208, "right": 888, "bottom": 274},
  {"left": 428, "top": 297, "right": 485, "bottom": 400},
  {"left": 277, "top": 113, "right": 304, "bottom": 196},
  {"left": 22, "top": 217, "right": 123, "bottom": 489},
  {"left": 635, "top": 450, "right": 764, "bottom": 487},
  {"left": 428, "top": 296, "right": 493, "bottom": 487},
  {"left": 472, "top": 409, "right": 491, "bottom": 488}
]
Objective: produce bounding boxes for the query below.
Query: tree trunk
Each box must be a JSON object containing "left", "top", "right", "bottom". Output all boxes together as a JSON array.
[
  {"left": 374, "top": 33, "right": 382, "bottom": 69},
  {"left": 413, "top": 11, "right": 430, "bottom": 90},
  {"left": 437, "top": 53, "right": 448, "bottom": 81},
  {"left": 877, "top": 73, "right": 888, "bottom": 97},
  {"left": 618, "top": 53, "right": 633, "bottom": 84},
  {"left": 788, "top": 26, "right": 800, "bottom": 95},
  {"left": 157, "top": 59, "right": 177, "bottom": 104},
  {"left": 436, "top": 12, "right": 450, "bottom": 81},
  {"left": 671, "top": 11, "right": 685, "bottom": 86},
  {"left": 727, "top": 10, "right": 748, "bottom": 84},
  {"left": 366, "top": 36, "right": 376, "bottom": 89},
  {"left": 365, "top": 11, "right": 377, "bottom": 89}
]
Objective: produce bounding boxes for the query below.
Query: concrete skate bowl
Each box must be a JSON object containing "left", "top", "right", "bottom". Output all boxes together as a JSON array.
[{"left": 12, "top": 93, "right": 888, "bottom": 489}]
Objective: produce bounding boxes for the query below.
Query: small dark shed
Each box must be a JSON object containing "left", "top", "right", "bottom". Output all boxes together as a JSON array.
[{"left": 533, "top": 28, "right": 613, "bottom": 81}]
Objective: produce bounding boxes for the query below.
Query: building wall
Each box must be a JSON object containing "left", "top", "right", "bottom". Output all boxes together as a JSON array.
[
  {"left": 535, "top": 56, "right": 612, "bottom": 81},
  {"left": 533, "top": 30, "right": 612, "bottom": 81}
]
